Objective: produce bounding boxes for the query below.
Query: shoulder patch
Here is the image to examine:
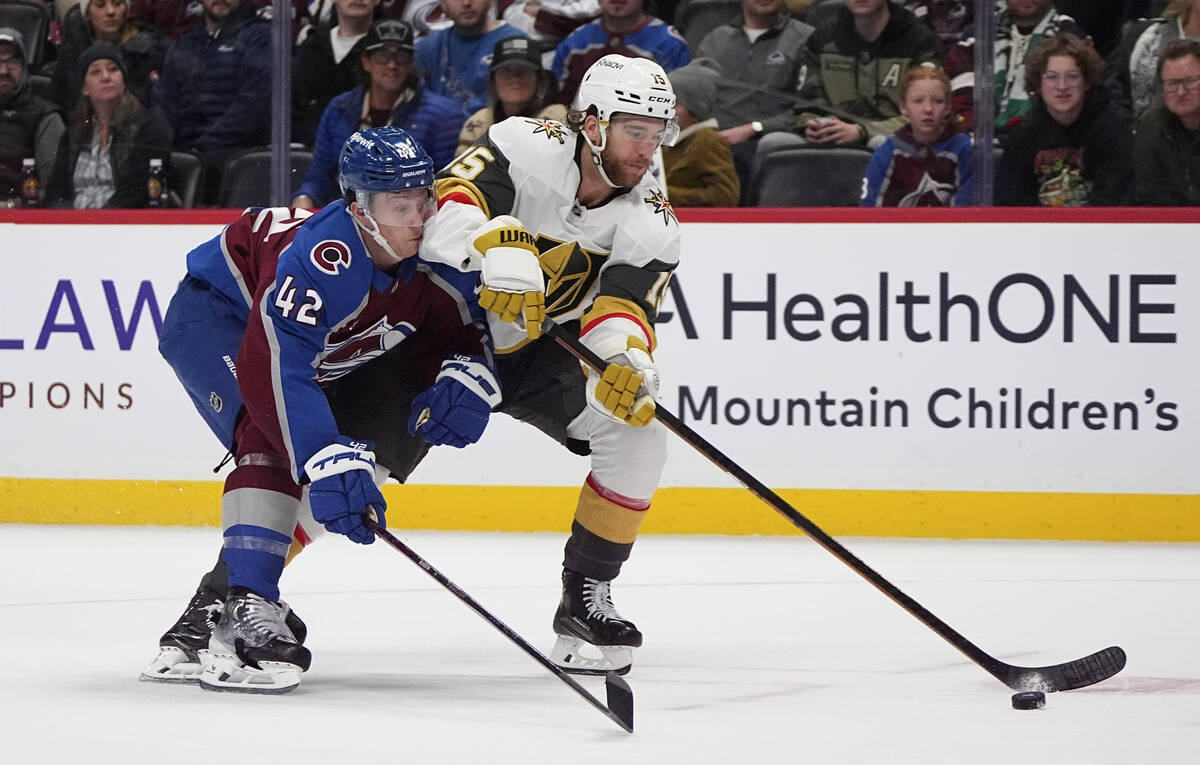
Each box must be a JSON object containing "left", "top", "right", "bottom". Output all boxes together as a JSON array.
[
  {"left": 643, "top": 189, "right": 677, "bottom": 227},
  {"left": 525, "top": 118, "right": 570, "bottom": 144},
  {"left": 310, "top": 239, "right": 353, "bottom": 275}
]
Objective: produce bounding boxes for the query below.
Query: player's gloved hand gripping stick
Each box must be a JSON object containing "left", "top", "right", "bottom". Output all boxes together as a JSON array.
[{"left": 543, "top": 316, "right": 1126, "bottom": 695}]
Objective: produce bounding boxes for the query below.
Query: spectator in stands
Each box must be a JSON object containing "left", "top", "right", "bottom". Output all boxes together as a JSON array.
[
  {"left": 293, "top": 19, "right": 462, "bottom": 207},
  {"left": 860, "top": 64, "right": 971, "bottom": 205},
  {"left": 502, "top": 0, "right": 599, "bottom": 53},
  {"left": 996, "top": 34, "right": 1132, "bottom": 206},
  {"left": 45, "top": 42, "right": 172, "bottom": 207},
  {"left": 553, "top": 0, "right": 690, "bottom": 104},
  {"left": 1107, "top": 0, "right": 1200, "bottom": 122},
  {"left": 456, "top": 35, "right": 565, "bottom": 155},
  {"left": 943, "top": 0, "right": 1086, "bottom": 135},
  {"left": 900, "top": 0, "right": 972, "bottom": 44},
  {"left": 292, "top": 0, "right": 381, "bottom": 145},
  {"left": 663, "top": 58, "right": 739, "bottom": 206},
  {"left": 128, "top": 0, "right": 203, "bottom": 40},
  {"left": 414, "top": 0, "right": 525, "bottom": 117},
  {"left": 0, "top": 28, "right": 64, "bottom": 205},
  {"left": 1134, "top": 39, "right": 1200, "bottom": 204},
  {"left": 693, "top": 0, "right": 813, "bottom": 200},
  {"left": 766, "top": 0, "right": 942, "bottom": 152},
  {"left": 51, "top": 0, "right": 167, "bottom": 112},
  {"left": 152, "top": 0, "right": 272, "bottom": 203}
]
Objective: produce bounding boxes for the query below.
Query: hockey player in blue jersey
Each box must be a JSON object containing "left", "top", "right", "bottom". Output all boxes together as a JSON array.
[{"left": 142, "top": 127, "right": 499, "bottom": 693}]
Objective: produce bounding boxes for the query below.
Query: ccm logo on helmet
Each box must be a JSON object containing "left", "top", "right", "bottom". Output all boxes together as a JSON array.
[{"left": 310, "top": 240, "right": 353, "bottom": 275}]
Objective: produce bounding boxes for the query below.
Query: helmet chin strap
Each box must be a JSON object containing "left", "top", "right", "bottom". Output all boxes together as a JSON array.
[
  {"left": 582, "top": 124, "right": 623, "bottom": 190},
  {"left": 351, "top": 196, "right": 402, "bottom": 266}
]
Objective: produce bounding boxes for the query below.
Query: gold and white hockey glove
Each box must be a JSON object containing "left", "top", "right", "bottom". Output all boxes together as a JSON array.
[
  {"left": 580, "top": 318, "right": 660, "bottom": 427},
  {"left": 471, "top": 216, "right": 545, "bottom": 341}
]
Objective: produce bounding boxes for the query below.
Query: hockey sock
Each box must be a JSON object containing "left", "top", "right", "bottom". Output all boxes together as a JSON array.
[
  {"left": 562, "top": 473, "right": 650, "bottom": 580},
  {"left": 220, "top": 463, "right": 302, "bottom": 603}
]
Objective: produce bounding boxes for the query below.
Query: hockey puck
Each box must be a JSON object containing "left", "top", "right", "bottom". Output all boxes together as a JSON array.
[{"left": 1011, "top": 691, "right": 1046, "bottom": 710}]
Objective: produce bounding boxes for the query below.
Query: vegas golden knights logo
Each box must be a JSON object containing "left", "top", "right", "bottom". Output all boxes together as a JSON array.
[{"left": 534, "top": 235, "right": 609, "bottom": 315}]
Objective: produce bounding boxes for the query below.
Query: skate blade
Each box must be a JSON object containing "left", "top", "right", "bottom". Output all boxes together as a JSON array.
[
  {"left": 550, "top": 636, "right": 633, "bottom": 676},
  {"left": 197, "top": 650, "right": 302, "bottom": 694},
  {"left": 139, "top": 646, "right": 203, "bottom": 684}
]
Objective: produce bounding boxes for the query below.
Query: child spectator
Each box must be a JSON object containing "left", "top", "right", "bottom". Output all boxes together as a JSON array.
[
  {"left": 51, "top": 0, "right": 167, "bottom": 112},
  {"left": 553, "top": 0, "right": 690, "bottom": 104},
  {"left": 943, "top": 0, "right": 1086, "bottom": 135},
  {"left": 45, "top": 42, "right": 172, "bottom": 207},
  {"left": 456, "top": 35, "right": 565, "bottom": 155},
  {"left": 861, "top": 64, "right": 971, "bottom": 206},
  {"left": 663, "top": 59, "right": 739, "bottom": 206},
  {"left": 293, "top": 19, "right": 463, "bottom": 207},
  {"left": 414, "top": 0, "right": 526, "bottom": 117},
  {"left": 997, "top": 34, "right": 1133, "bottom": 206},
  {"left": 1134, "top": 39, "right": 1200, "bottom": 204}
]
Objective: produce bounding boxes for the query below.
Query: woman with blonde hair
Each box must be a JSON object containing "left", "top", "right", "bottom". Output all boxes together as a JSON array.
[
  {"left": 861, "top": 64, "right": 973, "bottom": 206},
  {"left": 45, "top": 43, "right": 172, "bottom": 208},
  {"left": 1108, "top": 0, "right": 1200, "bottom": 119}
]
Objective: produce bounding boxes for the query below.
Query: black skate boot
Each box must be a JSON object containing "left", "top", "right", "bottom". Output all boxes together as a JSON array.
[
  {"left": 139, "top": 560, "right": 307, "bottom": 684},
  {"left": 550, "top": 568, "right": 642, "bottom": 676},
  {"left": 198, "top": 587, "right": 312, "bottom": 694}
]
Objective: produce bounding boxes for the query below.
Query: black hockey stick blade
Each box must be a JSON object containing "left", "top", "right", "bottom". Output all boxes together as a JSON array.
[
  {"left": 544, "top": 318, "right": 1127, "bottom": 694},
  {"left": 604, "top": 671, "right": 634, "bottom": 730},
  {"left": 992, "top": 645, "right": 1127, "bottom": 693},
  {"left": 364, "top": 517, "right": 634, "bottom": 733}
]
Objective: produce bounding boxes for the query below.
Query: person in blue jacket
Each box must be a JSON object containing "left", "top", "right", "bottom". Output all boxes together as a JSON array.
[
  {"left": 292, "top": 19, "right": 464, "bottom": 208},
  {"left": 142, "top": 126, "right": 499, "bottom": 694}
]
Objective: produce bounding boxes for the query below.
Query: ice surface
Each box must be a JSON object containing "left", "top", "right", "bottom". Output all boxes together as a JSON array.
[{"left": 1, "top": 525, "right": 1195, "bottom": 764}]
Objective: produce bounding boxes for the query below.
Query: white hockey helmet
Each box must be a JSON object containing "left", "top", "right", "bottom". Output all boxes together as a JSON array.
[{"left": 572, "top": 54, "right": 679, "bottom": 147}]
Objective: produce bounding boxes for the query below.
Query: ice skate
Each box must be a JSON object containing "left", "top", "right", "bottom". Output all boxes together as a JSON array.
[
  {"left": 140, "top": 563, "right": 307, "bottom": 684},
  {"left": 550, "top": 569, "right": 642, "bottom": 676},
  {"left": 198, "top": 587, "right": 311, "bottom": 694}
]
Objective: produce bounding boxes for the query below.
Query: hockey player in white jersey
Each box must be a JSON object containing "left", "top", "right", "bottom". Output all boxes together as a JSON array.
[{"left": 422, "top": 53, "right": 682, "bottom": 675}]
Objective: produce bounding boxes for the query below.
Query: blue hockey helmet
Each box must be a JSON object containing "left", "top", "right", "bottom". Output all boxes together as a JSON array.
[{"left": 337, "top": 126, "right": 435, "bottom": 199}]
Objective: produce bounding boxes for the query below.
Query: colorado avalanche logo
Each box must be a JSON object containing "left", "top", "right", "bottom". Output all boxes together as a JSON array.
[{"left": 310, "top": 240, "right": 352, "bottom": 275}]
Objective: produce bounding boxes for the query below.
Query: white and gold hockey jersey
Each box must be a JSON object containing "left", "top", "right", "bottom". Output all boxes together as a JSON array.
[{"left": 423, "top": 116, "right": 682, "bottom": 354}]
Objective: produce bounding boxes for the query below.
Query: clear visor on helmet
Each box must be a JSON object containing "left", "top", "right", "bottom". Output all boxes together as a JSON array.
[
  {"left": 607, "top": 114, "right": 681, "bottom": 148},
  {"left": 357, "top": 188, "right": 435, "bottom": 228}
]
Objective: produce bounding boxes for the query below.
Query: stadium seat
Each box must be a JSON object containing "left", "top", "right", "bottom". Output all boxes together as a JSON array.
[
  {"left": 674, "top": 0, "right": 741, "bottom": 52},
  {"left": 168, "top": 150, "right": 203, "bottom": 209},
  {"left": 0, "top": 0, "right": 51, "bottom": 71},
  {"left": 751, "top": 146, "right": 872, "bottom": 206},
  {"left": 218, "top": 148, "right": 313, "bottom": 209},
  {"left": 804, "top": 0, "right": 842, "bottom": 30}
]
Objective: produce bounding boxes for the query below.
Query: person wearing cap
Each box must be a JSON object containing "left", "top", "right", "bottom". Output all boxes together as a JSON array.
[
  {"left": 414, "top": 0, "right": 527, "bottom": 118},
  {"left": 292, "top": 0, "right": 383, "bottom": 146},
  {"left": 45, "top": 42, "right": 173, "bottom": 208},
  {"left": 0, "top": 27, "right": 65, "bottom": 205},
  {"left": 152, "top": 0, "right": 272, "bottom": 203},
  {"left": 456, "top": 35, "right": 566, "bottom": 155},
  {"left": 50, "top": 0, "right": 167, "bottom": 112},
  {"left": 293, "top": 19, "right": 463, "bottom": 208},
  {"left": 662, "top": 59, "right": 739, "bottom": 206}
]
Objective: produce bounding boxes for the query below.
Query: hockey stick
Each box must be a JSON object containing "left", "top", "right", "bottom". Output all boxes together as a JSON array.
[
  {"left": 363, "top": 517, "right": 635, "bottom": 732},
  {"left": 545, "top": 318, "right": 1126, "bottom": 693}
]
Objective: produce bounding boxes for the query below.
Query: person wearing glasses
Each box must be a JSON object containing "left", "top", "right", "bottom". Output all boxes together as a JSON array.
[
  {"left": 1133, "top": 39, "right": 1200, "bottom": 204},
  {"left": 0, "top": 28, "right": 64, "bottom": 206},
  {"left": 293, "top": 19, "right": 464, "bottom": 208},
  {"left": 996, "top": 33, "right": 1132, "bottom": 206}
]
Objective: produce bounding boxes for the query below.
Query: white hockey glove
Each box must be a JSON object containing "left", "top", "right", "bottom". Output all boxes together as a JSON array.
[
  {"left": 471, "top": 216, "right": 546, "bottom": 341},
  {"left": 580, "top": 318, "right": 660, "bottom": 427}
]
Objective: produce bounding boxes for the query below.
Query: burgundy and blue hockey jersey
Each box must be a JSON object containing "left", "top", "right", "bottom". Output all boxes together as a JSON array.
[
  {"left": 860, "top": 125, "right": 973, "bottom": 207},
  {"left": 551, "top": 17, "right": 690, "bottom": 104},
  {"left": 184, "top": 202, "right": 493, "bottom": 481}
]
